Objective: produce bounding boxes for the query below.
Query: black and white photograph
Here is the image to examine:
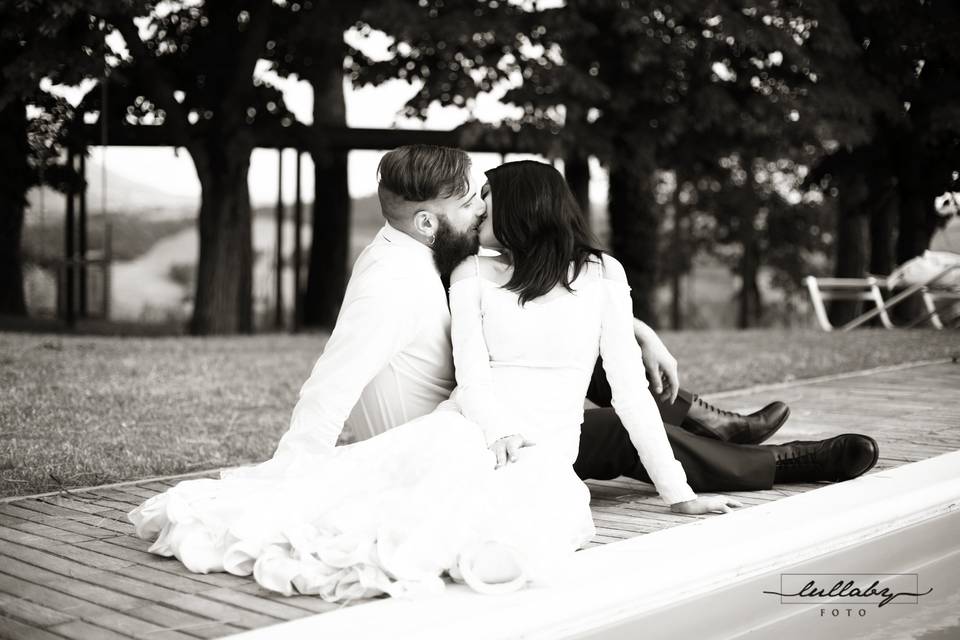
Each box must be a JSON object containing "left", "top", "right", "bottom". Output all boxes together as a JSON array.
[{"left": 1, "top": 1, "right": 958, "bottom": 638}]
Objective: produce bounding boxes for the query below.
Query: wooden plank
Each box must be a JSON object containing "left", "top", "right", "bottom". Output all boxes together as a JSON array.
[
  {"left": 92, "top": 509, "right": 133, "bottom": 523},
  {"left": 0, "top": 556, "right": 148, "bottom": 611},
  {"left": 82, "top": 610, "right": 195, "bottom": 640},
  {"left": 37, "top": 497, "right": 112, "bottom": 516},
  {"left": 76, "top": 569, "right": 188, "bottom": 605},
  {"left": 592, "top": 526, "right": 633, "bottom": 540},
  {"left": 3, "top": 537, "right": 132, "bottom": 575},
  {"left": 589, "top": 509, "right": 677, "bottom": 529},
  {"left": 136, "top": 482, "right": 180, "bottom": 493},
  {"left": 83, "top": 489, "right": 149, "bottom": 506},
  {"left": 112, "top": 564, "right": 217, "bottom": 595},
  {"left": 115, "top": 486, "right": 161, "bottom": 500},
  {"left": 590, "top": 516, "right": 660, "bottom": 535},
  {"left": 133, "top": 604, "right": 242, "bottom": 640},
  {"left": 0, "top": 615, "right": 67, "bottom": 640},
  {"left": 233, "top": 584, "right": 342, "bottom": 614},
  {"left": 0, "top": 541, "right": 105, "bottom": 579},
  {"left": 0, "top": 591, "right": 75, "bottom": 627},
  {"left": 0, "top": 514, "right": 92, "bottom": 545},
  {"left": 0, "top": 516, "right": 91, "bottom": 544},
  {"left": 12, "top": 503, "right": 131, "bottom": 536},
  {"left": 48, "top": 619, "right": 134, "bottom": 640},
  {"left": 586, "top": 533, "right": 624, "bottom": 545},
  {"left": 0, "top": 505, "right": 117, "bottom": 539},
  {"left": 0, "top": 573, "right": 111, "bottom": 619},
  {"left": 199, "top": 588, "right": 313, "bottom": 621},
  {"left": 74, "top": 540, "right": 178, "bottom": 571},
  {"left": 161, "top": 593, "right": 280, "bottom": 630},
  {"left": 98, "top": 538, "right": 249, "bottom": 588}
]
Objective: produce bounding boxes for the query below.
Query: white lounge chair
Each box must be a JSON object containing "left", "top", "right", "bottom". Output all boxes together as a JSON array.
[
  {"left": 803, "top": 276, "right": 894, "bottom": 331},
  {"left": 805, "top": 264, "right": 960, "bottom": 331}
]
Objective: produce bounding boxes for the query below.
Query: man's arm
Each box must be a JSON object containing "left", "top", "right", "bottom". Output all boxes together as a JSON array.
[
  {"left": 633, "top": 319, "right": 680, "bottom": 404},
  {"left": 273, "top": 272, "right": 422, "bottom": 458}
]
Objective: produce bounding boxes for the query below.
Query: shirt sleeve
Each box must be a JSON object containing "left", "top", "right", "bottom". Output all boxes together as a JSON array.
[
  {"left": 448, "top": 266, "right": 526, "bottom": 446},
  {"left": 598, "top": 254, "right": 696, "bottom": 506},
  {"left": 274, "top": 266, "right": 423, "bottom": 457}
]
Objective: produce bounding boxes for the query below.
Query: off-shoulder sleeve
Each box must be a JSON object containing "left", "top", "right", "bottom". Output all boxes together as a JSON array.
[
  {"left": 448, "top": 259, "right": 527, "bottom": 445},
  {"left": 598, "top": 255, "right": 696, "bottom": 505}
]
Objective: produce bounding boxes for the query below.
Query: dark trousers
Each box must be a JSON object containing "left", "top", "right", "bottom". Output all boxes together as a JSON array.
[{"left": 575, "top": 358, "right": 775, "bottom": 493}]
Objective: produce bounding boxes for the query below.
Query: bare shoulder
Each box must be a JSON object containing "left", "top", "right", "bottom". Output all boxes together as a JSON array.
[
  {"left": 449, "top": 256, "right": 478, "bottom": 285},
  {"left": 599, "top": 253, "right": 628, "bottom": 283},
  {"left": 477, "top": 254, "right": 511, "bottom": 285},
  {"left": 450, "top": 254, "right": 509, "bottom": 285}
]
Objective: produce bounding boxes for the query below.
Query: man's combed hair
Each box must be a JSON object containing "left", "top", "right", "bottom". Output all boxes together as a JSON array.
[{"left": 377, "top": 145, "right": 472, "bottom": 204}]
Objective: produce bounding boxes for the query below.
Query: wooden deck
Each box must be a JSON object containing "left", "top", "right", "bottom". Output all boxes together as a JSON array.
[{"left": 1, "top": 359, "right": 957, "bottom": 640}]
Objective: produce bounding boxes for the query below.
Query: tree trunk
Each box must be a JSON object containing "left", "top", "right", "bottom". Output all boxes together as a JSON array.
[
  {"left": 0, "top": 99, "right": 29, "bottom": 316},
  {"left": 669, "top": 202, "right": 684, "bottom": 330},
  {"left": 564, "top": 152, "right": 591, "bottom": 223},
  {"left": 737, "top": 233, "right": 763, "bottom": 328},
  {"left": 892, "top": 186, "right": 937, "bottom": 324},
  {"left": 607, "top": 148, "right": 659, "bottom": 325},
  {"left": 189, "top": 141, "right": 254, "bottom": 335},
  {"left": 895, "top": 188, "right": 936, "bottom": 265},
  {"left": 303, "top": 50, "right": 351, "bottom": 330},
  {"left": 869, "top": 192, "right": 896, "bottom": 275},
  {"left": 829, "top": 211, "right": 869, "bottom": 325}
]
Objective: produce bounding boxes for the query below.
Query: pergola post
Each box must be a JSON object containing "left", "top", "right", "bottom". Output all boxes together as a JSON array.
[
  {"left": 78, "top": 148, "right": 88, "bottom": 318},
  {"left": 64, "top": 147, "right": 76, "bottom": 329},
  {"left": 274, "top": 148, "right": 285, "bottom": 330},
  {"left": 293, "top": 149, "right": 303, "bottom": 333}
]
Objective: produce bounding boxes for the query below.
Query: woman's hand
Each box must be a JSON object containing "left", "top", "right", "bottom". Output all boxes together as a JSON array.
[
  {"left": 489, "top": 435, "right": 535, "bottom": 468},
  {"left": 670, "top": 496, "right": 743, "bottom": 515}
]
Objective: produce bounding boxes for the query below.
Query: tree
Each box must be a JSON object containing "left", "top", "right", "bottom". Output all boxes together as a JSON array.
[
  {"left": 504, "top": 1, "right": 819, "bottom": 324},
  {"left": 264, "top": 2, "right": 357, "bottom": 330},
  {"left": 0, "top": 1, "right": 105, "bottom": 316},
  {"left": 90, "top": 0, "right": 294, "bottom": 334},
  {"left": 806, "top": 0, "right": 960, "bottom": 269}
]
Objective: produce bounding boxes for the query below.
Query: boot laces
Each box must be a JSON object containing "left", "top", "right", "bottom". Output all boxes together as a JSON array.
[
  {"left": 777, "top": 443, "right": 819, "bottom": 468},
  {"left": 693, "top": 395, "right": 737, "bottom": 418}
]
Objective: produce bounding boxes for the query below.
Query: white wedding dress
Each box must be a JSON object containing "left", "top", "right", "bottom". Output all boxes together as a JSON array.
[{"left": 129, "top": 254, "right": 693, "bottom": 601}]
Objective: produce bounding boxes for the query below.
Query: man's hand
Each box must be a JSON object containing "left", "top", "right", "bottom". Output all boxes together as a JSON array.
[
  {"left": 489, "top": 435, "right": 535, "bottom": 468},
  {"left": 670, "top": 496, "right": 743, "bottom": 515},
  {"left": 633, "top": 319, "right": 680, "bottom": 403}
]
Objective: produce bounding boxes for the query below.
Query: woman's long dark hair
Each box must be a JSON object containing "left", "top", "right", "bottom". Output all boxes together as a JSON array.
[{"left": 484, "top": 160, "right": 603, "bottom": 305}]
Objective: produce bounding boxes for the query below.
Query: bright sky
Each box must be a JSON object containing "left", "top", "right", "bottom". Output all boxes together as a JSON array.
[{"left": 56, "top": 25, "right": 607, "bottom": 207}]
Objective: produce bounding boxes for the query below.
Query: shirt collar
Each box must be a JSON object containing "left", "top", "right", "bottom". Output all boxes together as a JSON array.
[{"left": 380, "top": 221, "right": 434, "bottom": 257}]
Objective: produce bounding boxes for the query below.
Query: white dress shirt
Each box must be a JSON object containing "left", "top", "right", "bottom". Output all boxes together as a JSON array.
[{"left": 274, "top": 222, "right": 455, "bottom": 457}]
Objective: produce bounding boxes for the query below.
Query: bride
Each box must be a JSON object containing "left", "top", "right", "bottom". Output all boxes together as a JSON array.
[{"left": 129, "top": 159, "right": 734, "bottom": 602}]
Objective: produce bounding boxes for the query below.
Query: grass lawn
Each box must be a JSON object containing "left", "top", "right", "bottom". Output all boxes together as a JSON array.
[{"left": 1, "top": 329, "right": 957, "bottom": 498}]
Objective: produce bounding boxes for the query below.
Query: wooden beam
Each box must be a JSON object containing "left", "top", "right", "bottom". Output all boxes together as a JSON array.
[{"left": 77, "top": 123, "right": 545, "bottom": 154}]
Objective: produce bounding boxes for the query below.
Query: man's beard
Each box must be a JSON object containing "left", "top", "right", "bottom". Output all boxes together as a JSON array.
[{"left": 432, "top": 215, "right": 480, "bottom": 278}]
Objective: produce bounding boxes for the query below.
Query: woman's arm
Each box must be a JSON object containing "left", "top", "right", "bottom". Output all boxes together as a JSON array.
[
  {"left": 448, "top": 257, "right": 527, "bottom": 448},
  {"left": 598, "top": 254, "right": 697, "bottom": 506}
]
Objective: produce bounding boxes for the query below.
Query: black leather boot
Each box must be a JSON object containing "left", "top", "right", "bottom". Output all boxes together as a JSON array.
[
  {"left": 772, "top": 434, "right": 880, "bottom": 484},
  {"left": 681, "top": 396, "right": 790, "bottom": 444}
]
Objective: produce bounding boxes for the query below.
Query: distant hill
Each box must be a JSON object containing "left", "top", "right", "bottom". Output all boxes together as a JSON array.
[{"left": 25, "top": 158, "right": 199, "bottom": 224}]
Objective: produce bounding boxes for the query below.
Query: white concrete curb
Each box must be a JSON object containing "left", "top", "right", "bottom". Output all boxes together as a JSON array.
[{"left": 228, "top": 450, "right": 960, "bottom": 640}]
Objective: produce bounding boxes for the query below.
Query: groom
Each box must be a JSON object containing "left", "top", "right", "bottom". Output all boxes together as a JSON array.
[{"left": 276, "top": 145, "right": 878, "bottom": 493}]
